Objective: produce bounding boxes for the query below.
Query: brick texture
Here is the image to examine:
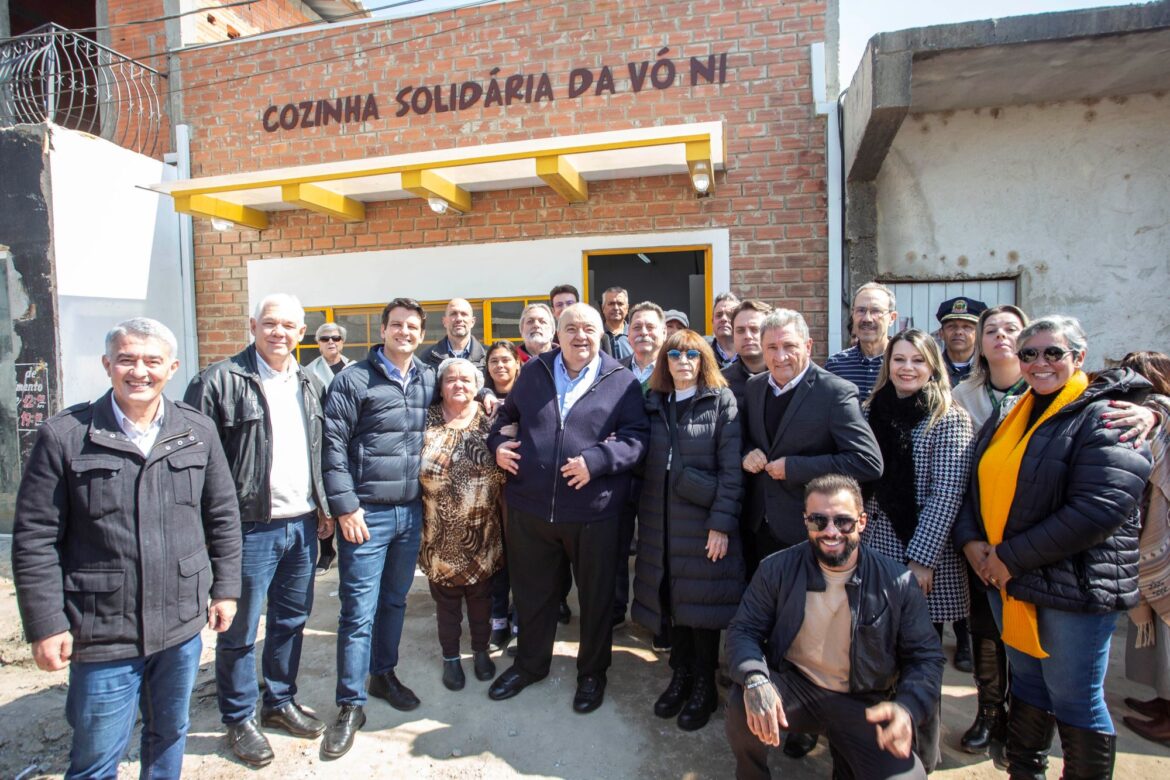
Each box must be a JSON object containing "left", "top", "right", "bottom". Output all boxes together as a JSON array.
[{"left": 174, "top": 0, "right": 828, "bottom": 365}]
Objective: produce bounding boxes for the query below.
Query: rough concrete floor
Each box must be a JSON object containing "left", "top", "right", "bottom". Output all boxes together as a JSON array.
[{"left": 2, "top": 541, "right": 1169, "bottom": 779}]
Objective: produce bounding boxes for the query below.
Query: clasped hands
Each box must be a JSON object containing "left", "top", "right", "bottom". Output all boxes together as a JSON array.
[
  {"left": 963, "top": 541, "right": 1012, "bottom": 589},
  {"left": 742, "top": 449, "right": 785, "bottom": 480}
]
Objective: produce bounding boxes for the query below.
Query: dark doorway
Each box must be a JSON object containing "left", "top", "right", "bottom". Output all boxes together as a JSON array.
[{"left": 585, "top": 246, "right": 711, "bottom": 334}]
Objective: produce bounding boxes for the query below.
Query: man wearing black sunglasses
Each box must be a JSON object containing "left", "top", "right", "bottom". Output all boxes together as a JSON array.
[{"left": 725, "top": 474, "right": 944, "bottom": 779}]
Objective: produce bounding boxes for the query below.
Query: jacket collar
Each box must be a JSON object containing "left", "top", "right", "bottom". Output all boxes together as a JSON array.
[
  {"left": 229, "top": 344, "right": 309, "bottom": 385},
  {"left": 646, "top": 383, "right": 721, "bottom": 412},
  {"left": 87, "top": 391, "right": 193, "bottom": 456},
  {"left": 799, "top": 538, "right": 865, "bottom": 592},
  {"left": 365, "top": 345, "right": 428, "bottom": 381},
  {"left": 533, "top": 347, "right": 624, "bottom": 379}
]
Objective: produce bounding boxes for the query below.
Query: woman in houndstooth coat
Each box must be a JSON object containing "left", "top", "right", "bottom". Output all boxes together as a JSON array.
[{"left": 862, "top": 329, "right": 974, "bottom": 627}]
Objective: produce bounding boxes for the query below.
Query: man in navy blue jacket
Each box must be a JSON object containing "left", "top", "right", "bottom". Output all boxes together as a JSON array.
[{"left": 487, "top": 303, "right": 649, "bottom": 713}]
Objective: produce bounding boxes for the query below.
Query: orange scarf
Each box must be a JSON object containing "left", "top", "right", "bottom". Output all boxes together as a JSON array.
[{"left": 978, "top": 370, "right": 1089, "bottom": 658}]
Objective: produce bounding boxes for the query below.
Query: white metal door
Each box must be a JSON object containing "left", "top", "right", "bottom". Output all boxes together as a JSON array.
[{"left": 887, "top": 279, "right": 1017, "bottom": 334}]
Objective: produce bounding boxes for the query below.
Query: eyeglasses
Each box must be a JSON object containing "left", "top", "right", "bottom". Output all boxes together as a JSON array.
[
  {"left": 1017, "top": 346, "right": 1076, "bottom": 364},
  {"left": 666, "top": 349, "right": 701, "bottom": 361},
  {"left": 803, "top": 513, "right": 859, "bottom": 533},
  {"left": 318, "top": 335, "right": 343, "bottom": 343},
  {"left": 852, "top": 307, "right": 889, "bottom": 317}
]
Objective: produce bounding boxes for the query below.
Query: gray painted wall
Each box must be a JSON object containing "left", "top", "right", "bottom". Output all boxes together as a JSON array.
[{"left": 873, "top": 93, "right": 1170, "bottom": 366}]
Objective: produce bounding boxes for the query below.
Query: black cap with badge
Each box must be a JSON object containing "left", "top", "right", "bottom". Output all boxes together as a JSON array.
[{"left": 936, "top": 296, "right": 987, "bottom": 325}]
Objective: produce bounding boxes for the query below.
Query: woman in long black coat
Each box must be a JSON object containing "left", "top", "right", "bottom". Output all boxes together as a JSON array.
[{"left": 632, "top": 328, "right": 744, "bottom": 731}]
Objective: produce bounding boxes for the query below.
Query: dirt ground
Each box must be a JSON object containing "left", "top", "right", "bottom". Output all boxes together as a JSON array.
[{"left": 2, "top": 538, "right": 1169, "bottom": 779}]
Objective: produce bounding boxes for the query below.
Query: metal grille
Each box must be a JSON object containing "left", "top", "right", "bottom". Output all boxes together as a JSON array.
[{"left": 0, "top": 23, "right": 166, "bottom": 156}]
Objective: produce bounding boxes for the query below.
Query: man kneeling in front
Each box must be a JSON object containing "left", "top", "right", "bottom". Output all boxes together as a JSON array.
[{"left": 724, "top": 474, "right": 943, "bottom": 779}]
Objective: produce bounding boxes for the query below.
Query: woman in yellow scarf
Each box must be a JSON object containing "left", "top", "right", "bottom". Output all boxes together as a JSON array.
[{"left": 953, "top": 315, "right": 1152, "bottom": 779}]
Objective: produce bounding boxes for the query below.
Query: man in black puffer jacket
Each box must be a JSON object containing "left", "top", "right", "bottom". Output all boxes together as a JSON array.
[{"left": 319, "top": 298, "right": 438, "bottom": 759}]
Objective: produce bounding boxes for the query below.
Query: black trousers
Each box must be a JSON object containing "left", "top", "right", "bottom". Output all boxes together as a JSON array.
[
  {"left": 744, "top": 522, "right": 787, "bottom": 580},
  {"left": 670, "top": 626, "right": 720, "bottom": 679},
  {"left": 429, "top": 579, "right": 493, "bottom": 658},
  {"left": 725, "top": 669, "right": 926, "bottom": 780},
  {"left": 506, "top": 506, "right": 619, "bottom": 680}
]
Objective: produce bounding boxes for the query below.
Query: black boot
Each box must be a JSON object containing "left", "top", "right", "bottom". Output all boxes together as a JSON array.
[
  {"left": 953, "top": 618, "right": 974, "bottom": 672},
  {"left": 1057, "top": 721, "right": 1116, "bottom": 780},
  {"left": 654, "top": 668, "right": 693, "bottom": 718},
  {"left": 1005, "top": 699, "right": 1056, "bottom": 780},
  {"left": 961, "top": 637, "right": 1007, "bottom": 754},
  {"left": 677, "top": 674, "right": 718, "bottom": 731}
]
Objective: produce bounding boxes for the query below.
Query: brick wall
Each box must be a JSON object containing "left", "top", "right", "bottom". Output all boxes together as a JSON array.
[{"left": 176, "top": 0, "right": 828, "bottom": 366}]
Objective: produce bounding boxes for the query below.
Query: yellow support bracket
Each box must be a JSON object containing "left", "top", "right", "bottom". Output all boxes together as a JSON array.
[
  {"left": 400, "top": 169, "right": 472, "bottom": 213},
  {"left": 173, "top": 194, "right": 269, "bottom": 230},
  {"left": 281, "top": 183, "right": 365, "bottom": 222},
  {"left": 685, "top": 139, "right": 714, "bottom": 197},
  {"left": 535, "top": 155, "right": 589, "bottom": 203}
]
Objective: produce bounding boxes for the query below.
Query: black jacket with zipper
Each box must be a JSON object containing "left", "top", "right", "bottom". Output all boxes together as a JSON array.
[
  {"left": 12, "top": 393, "right": 241, "bottom": 662},
  {"left": 953, "top": 368, "right": 1152, "bottom": 613},
  {"left": 184, "top": 344, "right": 328, "bottom": 523}
]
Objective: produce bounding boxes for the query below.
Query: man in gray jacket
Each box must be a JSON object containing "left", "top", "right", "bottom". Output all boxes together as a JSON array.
[{"left": 13, "top": 317, "right": 240, "bottom": 779}]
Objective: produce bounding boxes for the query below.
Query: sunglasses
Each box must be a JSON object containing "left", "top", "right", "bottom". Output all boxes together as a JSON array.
[
  {"left": 667, "top": 349, "right": 701, "bottom": 361},
  {"left": 803, "top": 513, "right": 859, "bottom": 533},
  {"left": 318, "top": 335, "right": 343, "bottom": 343},
  {"left": 1017, "top": 346, "right": 1075, "bottom": 364}
]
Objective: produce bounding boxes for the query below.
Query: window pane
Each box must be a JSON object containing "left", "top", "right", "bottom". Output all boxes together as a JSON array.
[
  {"left": 336, "top": 312, "right": 374, "bottom": 345},
  {"left": 302, "top": 310, "right": 327, "bottom": 346},
  {"left": 489, "top": 300, "right": 525, "bottom": 341},
  {"left": 298, "top": 345, "right": 319, "bottom": 366}
]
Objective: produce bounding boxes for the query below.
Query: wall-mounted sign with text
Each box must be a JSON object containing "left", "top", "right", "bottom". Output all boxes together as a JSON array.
[{"left": 260, "top": 48, "right": 730, "bottom": 132}]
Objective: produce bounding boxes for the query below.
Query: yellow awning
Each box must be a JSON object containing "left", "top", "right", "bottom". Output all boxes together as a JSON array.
[{"left": 148, "top": 122, "right": 725, "bottom": 230}]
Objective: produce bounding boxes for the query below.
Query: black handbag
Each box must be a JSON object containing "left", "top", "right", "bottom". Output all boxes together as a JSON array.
[{"left": 668, "top": 392, "right": 719, "bottom": 508}]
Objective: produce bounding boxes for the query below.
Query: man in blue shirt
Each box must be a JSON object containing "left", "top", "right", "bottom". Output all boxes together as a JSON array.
[
  {"left": 824, "top": 282, "right": 899, "bottom": 400},
  {"left": 319, "top": 298, "right": 437, "bottom": 758},
  {"left": 601, "top": 286, "right": 633, "bottom": 360},
  {"left": 487, "top": 304, "right": 649, "bottom": 714}
]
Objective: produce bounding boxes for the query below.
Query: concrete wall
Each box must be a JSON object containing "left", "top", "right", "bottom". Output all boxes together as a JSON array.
[
  {"left": 874, "top": 92, "right": 1170, "bottom": 366},
  {"left": 48, "top": 126, "right": 192, "bottom": 406}
]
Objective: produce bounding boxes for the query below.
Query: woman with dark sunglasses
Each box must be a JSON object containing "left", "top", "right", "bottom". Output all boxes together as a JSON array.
[
  {"left": 631, "top": 329, "right": 744, "bottom": 731},
  {"left": 860, "top": 328, "right": 973, "bottom": 771},
  {"left": 953, "top": 315, "right": 1152, "bottom": 778}
]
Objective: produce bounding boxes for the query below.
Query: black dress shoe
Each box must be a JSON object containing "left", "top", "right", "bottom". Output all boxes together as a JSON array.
[
  {"left": 321, "top": 705, "right": 365, "bottom": 759},
  {"left": 558, "top": 600, "right": 572, "bottom": 625},
  {"left": 489, "top": 625, "right": 511, "bottom": 651},
  {"left": 783, "top": 731, "right": 818, "bottom": 758},
  {"left": 225, "top": 717, "right": 274, "bottom": 767},
  {"left": 488, "top": 667, "right": 541, "bottom": 701},
  {"left": 573, "top": 674, "right": 607, "bottom": 714},
  {"left": 473, "top": 650, "right": 496, "bottom": 681},
  {"left": 677, "top": 677, "right": 718, "bottom": 731},
  {"left": 368, "top": 671, "right": 421, "bottom": 711},
  {"left": 260, "top": 700, "right": 326, "bottom": 738},
  {"left": 652, "top": 628, "right": 672, "bottom": 652},
  {"left": 442, "top": 659, "right": 466, "bottom": 691},
  {"left": 654, "top": 669, "right": 693, "bottom": 718}
]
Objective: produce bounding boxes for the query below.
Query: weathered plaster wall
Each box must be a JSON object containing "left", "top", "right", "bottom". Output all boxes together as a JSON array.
[{"left": 875, "top": 92, "right": 1170, "bottom": 365}]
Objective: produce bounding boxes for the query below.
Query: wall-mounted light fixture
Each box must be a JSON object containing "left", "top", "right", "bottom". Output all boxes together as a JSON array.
[
  {"left": 686, "top": 140, "right": 714, "bottom": 198},
  {"left": 690, "top": 161, "right": 711, "bottom": 195},
  {"left": 210, "top": 217, "right": 234, "bottom": 231}
]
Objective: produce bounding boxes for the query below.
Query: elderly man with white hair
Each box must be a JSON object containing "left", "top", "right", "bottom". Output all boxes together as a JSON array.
[
  {"left": 185, "top": 293, "right": 332, "bottom": 767},
  {"left": 487, "top": 303, "right": 649, "bottom": 713}
]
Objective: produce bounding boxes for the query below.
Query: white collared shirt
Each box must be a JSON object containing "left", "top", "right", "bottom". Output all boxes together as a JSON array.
[
  {"left": 767, "top": 363, "right": 812, "bottom": 397},
  {"left": 554, "top": 352, "right": 602, "bottom": 423},
  {"left": 111, "top": 396, "right": 164, "bottom": 456},
  {"left": 257, "top": 354, "right": 315, "bottom": 519},
  {"left": 631, "top": 357, "right": 656, "bottom": 384}
]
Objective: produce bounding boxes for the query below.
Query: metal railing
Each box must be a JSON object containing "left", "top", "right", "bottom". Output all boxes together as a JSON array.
[{"left": 0, "top": 23, "right": 167, "bottom": 156}]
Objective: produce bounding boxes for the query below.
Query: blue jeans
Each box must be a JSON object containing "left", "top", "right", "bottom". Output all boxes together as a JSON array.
[
  {"left": 66, "top": 633, "right": 202, "bottom": 780},
  {"left": 987, "top": 590, "right": 1117, "bottom": 731},
  {"left": 216, "top": 512, "right": 317, "bottom": 724},
  {"left": 336, "top": 501, "right": 422, "bottom": 705}
]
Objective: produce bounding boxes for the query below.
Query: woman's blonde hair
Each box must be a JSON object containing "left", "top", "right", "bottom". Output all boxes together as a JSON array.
[
  {"left": 867, "top": 328, "right": 953, "bottom": 429},
  {"left": 648, "top": 330, "right": 728, "bottom": 393}
]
